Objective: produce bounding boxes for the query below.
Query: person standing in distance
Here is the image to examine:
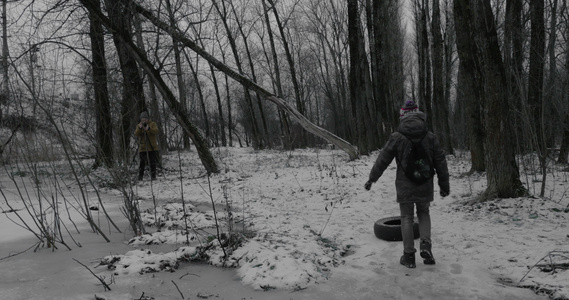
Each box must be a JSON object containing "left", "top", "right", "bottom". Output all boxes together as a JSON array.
[
  {"left": 135, "top": 111, "right": 160, "bottom": 181},
  {"left": 364, "top": 100, "right": 450, "bottom": 268}
]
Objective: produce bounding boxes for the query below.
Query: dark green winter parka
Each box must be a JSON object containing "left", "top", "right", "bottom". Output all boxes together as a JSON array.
[{"left": 368, "top": 112, "right": 449, "bottom": 203}]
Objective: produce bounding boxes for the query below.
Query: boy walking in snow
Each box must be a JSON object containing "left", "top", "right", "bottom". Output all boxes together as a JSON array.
[{"left": 364, "top": 100, "right": 450, "bottom": 268}]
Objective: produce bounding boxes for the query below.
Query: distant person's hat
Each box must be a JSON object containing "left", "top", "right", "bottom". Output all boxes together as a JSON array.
[
  {"left": 140, "top": 111, "right": 149, "bottom": 120},
  {"left": 400, "top": 100, "right": 419, "bottom": 117}
]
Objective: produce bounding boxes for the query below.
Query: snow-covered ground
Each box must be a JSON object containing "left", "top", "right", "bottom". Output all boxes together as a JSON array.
[{"left": 0, "top": 147, "right": 567, "bottom": 299}]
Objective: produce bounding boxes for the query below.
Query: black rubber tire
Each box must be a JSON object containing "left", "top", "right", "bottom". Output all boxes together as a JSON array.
[{"left": 374, "top": 216, "right": 420, "bottom": 241}]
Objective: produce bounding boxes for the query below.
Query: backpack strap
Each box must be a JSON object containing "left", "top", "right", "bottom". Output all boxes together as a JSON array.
[{"left": 398, "top": 131, "right": 433, "bottom": 166}]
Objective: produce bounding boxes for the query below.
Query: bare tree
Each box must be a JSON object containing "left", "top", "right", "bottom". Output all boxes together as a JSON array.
[
  {"left": 431, "top": 0, "right": 453, "bottom": 155},
  {"left": 558, "top": 1, "right": 569, "bottom": 164},
  {"left": 1, "top": 0, "right": 8, "bottom": 122},
  {"left": 165, "top": 0, "right": 190, "bottom": 149},
  {"left": 212, "top": 0, "right": 264, "bottom": 149},
  {"left": 79, "top": 0, "right": 219, "bottom": 174},
  {"left": 368, "top": 0, "right": 397, "bottom": 147},
  {"left": 545, "top": 0, "right": 560, "bottom": 149},
  {"left": 132, "top": 1, "right": 359, "bottom": 160},
  {"left": 260, "top": 0, "right": 292, "bottom": 148},
  {"left": 414, "top": 0, "right": 433, "bottom": 130},
  {"left": 306, "top": 0, "right": 350, "bottom": 141},
  {"left": 504, "top": 0, "right": 525, "bottom": 153},
  {"left": 103, "top": 0, "right": 146, "bottom": 158},
  {"left": 88, "top": 0, "right": 113, "bottom": 169},
  {"left": 347, "top": 0, "right": 372, "bottom": 155},
  {"left": 454, "top": 0, "right": 527, "bottom": 201},
  {"left": 229, "top": 0, "right": 271, "bottom": 149},
  {"left": 266, "top": 0, "right": 307, "bottom": 147},
  {"left": 528, "top": 0, "right": 547, "bottom": 196},
  {"left": 457, "top": 62, "right": 485, "bottom": 172}
]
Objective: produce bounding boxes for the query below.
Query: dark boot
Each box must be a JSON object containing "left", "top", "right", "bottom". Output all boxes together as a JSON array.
[
  {"left": 420, "top": 241, "right": 436, "bottom": 265},
  {"left": 400, "top": 252, "right": 416, "bottom": 268}
]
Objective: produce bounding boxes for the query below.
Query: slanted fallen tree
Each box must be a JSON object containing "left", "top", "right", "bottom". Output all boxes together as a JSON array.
[
  {"left": 79, "top": 0, "right": 359, "bottom": 166},
  {"left": 133, "top": 3, "right": 359, "bottom": 160}
]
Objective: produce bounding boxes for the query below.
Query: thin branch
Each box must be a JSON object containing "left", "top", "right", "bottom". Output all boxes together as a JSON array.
[
  {"left": 171, "top": 280, "right": 185, "bottom": 299},
  {"left": 73, "top": 258, "right": 112, "bottom": 291}
]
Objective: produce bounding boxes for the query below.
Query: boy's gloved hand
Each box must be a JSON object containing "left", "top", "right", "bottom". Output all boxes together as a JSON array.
[
  {"left": 440, "top": 189, "right": 450, "bottom": 197},
  {"left": 364, "top": 181, "right": 372, "bottom": 191}
]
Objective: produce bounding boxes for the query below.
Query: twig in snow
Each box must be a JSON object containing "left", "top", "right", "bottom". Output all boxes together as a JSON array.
[
  {"left": 179, "top": 272, "right": 200, "bottom": 279},
  {"left": 171, "top": 280, "right": 185, "bottom": 299},
  {"left": 73, "top": 258, "right": 112, "bottom": 291},
  {"left": 519, "top": 250, "right": 569, "bottom": 284},
  {"left": 0, "top": 243, "right": 38, "bottom": 261}
]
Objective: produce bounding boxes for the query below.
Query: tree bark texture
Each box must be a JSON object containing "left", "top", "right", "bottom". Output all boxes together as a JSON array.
[
  {"left": 347, "top": 0, "right": 371, "bottom": 155},
  {"left": 457, "top": 62, "right": 485, "bottom": 172},
  {"left": 371, "top": 0, "right": 402, "bottom": 146},
  {"left": 88, "top": 0, "right": 113, "bottom": 169},
  {"left": 417, "top": 0, "right": 433, "bottom": 130},
  {"left": 261, "top": 0, "right": 291, "bottom": 149},
  {"left": 558, "top": 0, "right": 569, "bottom": 164},
  {"left": 165, "top": 0, "right": 190, "bottom": 150},
  {"left": 431, "top": 0, "right": 453, "bottom": 155},
  {"left": 103, "top": 0, "right": 146, "bottom": 158},
  {"left": 454, "top": 0, "right": 526, "bottom": 201},
  {"left": 503, "top": 0, "right": 525, "bottom": 152},
  {"left": 528, "top": 0, "right": 546, "bottom": 154}
]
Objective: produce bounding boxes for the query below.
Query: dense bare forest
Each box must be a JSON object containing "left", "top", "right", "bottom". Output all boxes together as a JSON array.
[{"left": 0, "top": 0, "right": 568, "bottom": 202}]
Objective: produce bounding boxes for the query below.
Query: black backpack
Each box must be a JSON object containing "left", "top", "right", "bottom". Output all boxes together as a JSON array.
[{"left": 401, "top": 133, "right": 435, "bottom": 184}]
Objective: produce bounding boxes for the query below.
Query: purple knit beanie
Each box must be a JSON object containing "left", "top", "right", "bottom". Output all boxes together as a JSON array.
[{"left": 400, "top": 100, "right": 419, "bottom": 117}]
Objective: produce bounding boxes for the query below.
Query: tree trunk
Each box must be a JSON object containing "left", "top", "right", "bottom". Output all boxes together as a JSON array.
[
  {"left": 431, "top": 0, "right": 453, "bottom": 154},
  {"left": 557, "top": 0, "right": 569, "bottom": 164},
  {"left": 347, "top": 0, "right": 370, "bottom": 154},
  {"left": 504, "top": 0, "right": 525, "bottom": 153},
  {"left": 184, "top": 48, "right": 210, "bottom": 145},
  {"left": 457, "top": 62, "right": 485, "bottom": 172},
  {"left": 224, "top": 71, "right": 234, "bottom": 147},
  {"left": 212, "top": 0, "right": 261, "bottom": 149},
  {"left": 559, "top": 116, "right": 569, "bottom": 164},
  {"left": 165, "top": 0, "right": 190, "bottom": 149},
  {"left": 414, "top": 0, "right": 433, "bottom": 130},
  {"left": 367, "top": 0, "right": 385, "bottom": 147},
  {"left": 443, "top": 1, "right": 455, "bottom": 155},
  {"left": 371, "top": 0, "right": 401, "bottom": 147},
  {"left": 454, "top": 0, "right": 526, "bottom": 201},
  {"left": 1, "top": 0, "right": 8, "bottom": 120},
  {"left": 261, "top": 0, "right": 291, "bottom": 149},
  {"left": 229, "top": 0, "right": 271, "bottom": 149},
  {"left": 88, "top": 0, "right": 113, "bottom": 169},
  {"left": 104, "top": 0, "right": 146, "bottom": 159},
  {"left": 208, "top": 62, "right": 226, "bottom": 147},
  {"left": 132, "top": 2, "right": 359, "bottom": 160},
  {"left": 544, "top": 0, "right": 558, "bottom": 150},
  {"left": 528, "top": 0, "right": 546, "bottom": 196},
  {"left": 266, "top": 0, "right": 306, "bottom": 147}
]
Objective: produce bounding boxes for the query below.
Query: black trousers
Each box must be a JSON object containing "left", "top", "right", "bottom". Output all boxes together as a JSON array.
[{"left": 138, "top": 151, "right": 158, "bottom": 180}]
